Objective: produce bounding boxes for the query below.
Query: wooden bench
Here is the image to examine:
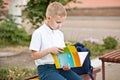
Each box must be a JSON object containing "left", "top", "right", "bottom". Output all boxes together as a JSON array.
[
  {"left": 24, "top": 67, "right": 101, "bottom": 80},
  {"left": 99, "top": 49, "right": 120, "bottom": 80}
]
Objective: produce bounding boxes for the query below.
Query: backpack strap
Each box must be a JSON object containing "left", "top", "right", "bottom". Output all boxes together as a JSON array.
[{"left": 88, "top": 66, "right": 94, "bottom": 80}]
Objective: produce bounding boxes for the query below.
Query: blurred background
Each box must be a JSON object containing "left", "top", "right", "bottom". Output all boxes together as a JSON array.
[
  {"left": 0, "top": 0, "right": 120, "bottom": 44},
  {"left": 0, "top": 0, "right": 120, "bottom": 80}
]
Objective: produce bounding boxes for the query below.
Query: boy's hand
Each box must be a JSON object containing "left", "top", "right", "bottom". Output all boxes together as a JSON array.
[
  {"left": 62, "top": 65, "right": 71, "bottom": 70},
  {"left": 50, "top": 47, "right": 64, "bottom": 54}
]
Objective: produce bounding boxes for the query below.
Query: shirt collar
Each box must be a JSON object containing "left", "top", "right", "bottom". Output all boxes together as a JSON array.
[{"left": 43, "top": 23, "right": 55, "bottom": 33}]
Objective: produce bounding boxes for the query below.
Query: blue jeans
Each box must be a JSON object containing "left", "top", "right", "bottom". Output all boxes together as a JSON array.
[{"left": 37, "top": 64, "right": 82, "bottom": 80}]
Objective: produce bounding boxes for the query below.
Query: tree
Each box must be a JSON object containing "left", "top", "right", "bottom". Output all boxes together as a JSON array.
[{"left": 24, "top": 0, "right": 75, "bottom": 27}]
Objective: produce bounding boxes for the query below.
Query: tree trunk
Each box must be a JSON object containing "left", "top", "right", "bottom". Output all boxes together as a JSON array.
[{"left": 9, "top": 0, "right": 28, "bottom": 28}]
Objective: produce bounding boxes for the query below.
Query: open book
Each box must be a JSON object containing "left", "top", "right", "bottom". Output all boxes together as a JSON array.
[{"left": 52, "top": 46, "right": 88, "bottom": 69}]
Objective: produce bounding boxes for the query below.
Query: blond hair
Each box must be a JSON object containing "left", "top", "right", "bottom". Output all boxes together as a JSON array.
[{"left": 46, "top": 2, "right": 67, "bottom": 17}]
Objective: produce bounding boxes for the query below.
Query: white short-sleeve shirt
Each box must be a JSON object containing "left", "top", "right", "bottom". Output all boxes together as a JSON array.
[{"left": 29, "top": 23, "right": 65, "bottom": 66}]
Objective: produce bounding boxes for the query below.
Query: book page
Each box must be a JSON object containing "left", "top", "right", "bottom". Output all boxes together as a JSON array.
[{"left": 78, "top": 52, "right": 88, "bottom": 66}]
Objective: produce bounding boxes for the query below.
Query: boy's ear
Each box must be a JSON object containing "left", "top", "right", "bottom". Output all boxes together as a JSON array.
[{"left": 46, "top": 16, "right": 51, "bottom": 20}]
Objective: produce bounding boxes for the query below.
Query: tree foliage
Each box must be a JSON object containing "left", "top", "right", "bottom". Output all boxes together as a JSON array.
[
  {"left": 0, "top": 0, "right": 3, "bottom": 4},
  {"left": 0, "top": 0, "right": 4, "bottom": 8},
  {"left": 24, "top": 0, "right": 75, "bottom": 26}
]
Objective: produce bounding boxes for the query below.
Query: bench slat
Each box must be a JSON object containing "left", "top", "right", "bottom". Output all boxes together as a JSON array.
[
  {"left": 99, "top": 49, "right": 120, "bottom": 63},
  {"left": 99, "top": 49, "right": 120, "bottom": 59}
]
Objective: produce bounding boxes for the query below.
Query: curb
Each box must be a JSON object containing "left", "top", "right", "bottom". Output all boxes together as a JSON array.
[{"left": 0, "top": 52, "right": 21, "bottom": 57}]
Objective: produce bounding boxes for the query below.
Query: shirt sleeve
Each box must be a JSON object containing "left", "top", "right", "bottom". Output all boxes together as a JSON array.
[{"left": 29, "top": 30, "right": 42, "bottom": 51}]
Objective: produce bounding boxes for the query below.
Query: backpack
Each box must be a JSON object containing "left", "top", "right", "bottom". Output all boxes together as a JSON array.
[{"left": 71, "top": 42, "right": 94, "bottom": 80}]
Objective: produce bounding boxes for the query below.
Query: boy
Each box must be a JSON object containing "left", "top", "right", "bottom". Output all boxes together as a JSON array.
[{"left": 29, "top": 2, "right": 82, "bottom": 80}]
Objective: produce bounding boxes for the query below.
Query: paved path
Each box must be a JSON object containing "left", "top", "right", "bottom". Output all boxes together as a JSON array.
[
  {"left": 61, "top": 16, "right": 120, "bottom": 44},
  {"left": 0, "top": 51, "right": 36, "bottom": 68},
  {"left": 96, "top": 63, "right": 120, "bottom": 80}
]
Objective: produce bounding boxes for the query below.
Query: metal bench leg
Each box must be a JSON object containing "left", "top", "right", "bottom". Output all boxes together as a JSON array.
[{"left": 102, "top": 61, "right": 105, "bottom": 80}]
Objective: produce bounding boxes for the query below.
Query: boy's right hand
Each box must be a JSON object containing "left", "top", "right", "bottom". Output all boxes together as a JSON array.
[
  {"left": 49, "top": 47, "right": 64, "bottom": 54},
  {"left": 62, "top": 65, "right": 71, "bottom": 70}
]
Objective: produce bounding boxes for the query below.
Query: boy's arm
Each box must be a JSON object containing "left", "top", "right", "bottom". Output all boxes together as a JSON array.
[
  {"left": 30, "top": 48, "right": 50, "bottom": 60},
  {"left": 30, "top": 47, "right": 64, "bottom": 60}
]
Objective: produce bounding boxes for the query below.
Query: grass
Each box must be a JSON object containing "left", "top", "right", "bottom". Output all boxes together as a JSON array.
[{"left": 0, "top": 67, "right": 37, "bottom": 80}]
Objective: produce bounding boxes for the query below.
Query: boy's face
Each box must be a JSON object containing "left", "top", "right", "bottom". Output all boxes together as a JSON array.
[{"left": 46, "top": 15, "right": 66, "bottom": 30}]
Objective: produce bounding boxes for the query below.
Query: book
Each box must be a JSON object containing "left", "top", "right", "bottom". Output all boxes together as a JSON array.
[{"left": 52, "top": 46, "right": 88, "bottom": 69}]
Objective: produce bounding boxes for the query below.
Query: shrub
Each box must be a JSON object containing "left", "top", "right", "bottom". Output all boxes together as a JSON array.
[
  {"left": 83, "top": 41, "right": 106, "bottom": 57},
  {"left": 0, "top": 20, "right": 31, "bottom": 46},
  {"left": 103, "top": 36, "right": 118, "bottom": 49}
]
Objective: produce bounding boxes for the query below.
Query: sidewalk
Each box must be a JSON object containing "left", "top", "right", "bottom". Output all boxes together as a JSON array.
[
  {"left": 0, "top": 51, "right": 36, "bottom": 68},
  {"left": 96, "top": 63, "right": 120, "bottom": 80}
]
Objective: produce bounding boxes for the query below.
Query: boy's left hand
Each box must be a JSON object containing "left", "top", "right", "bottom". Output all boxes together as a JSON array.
[{"left": 62, "top": 65, "right": 71, "bottom": 70}]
